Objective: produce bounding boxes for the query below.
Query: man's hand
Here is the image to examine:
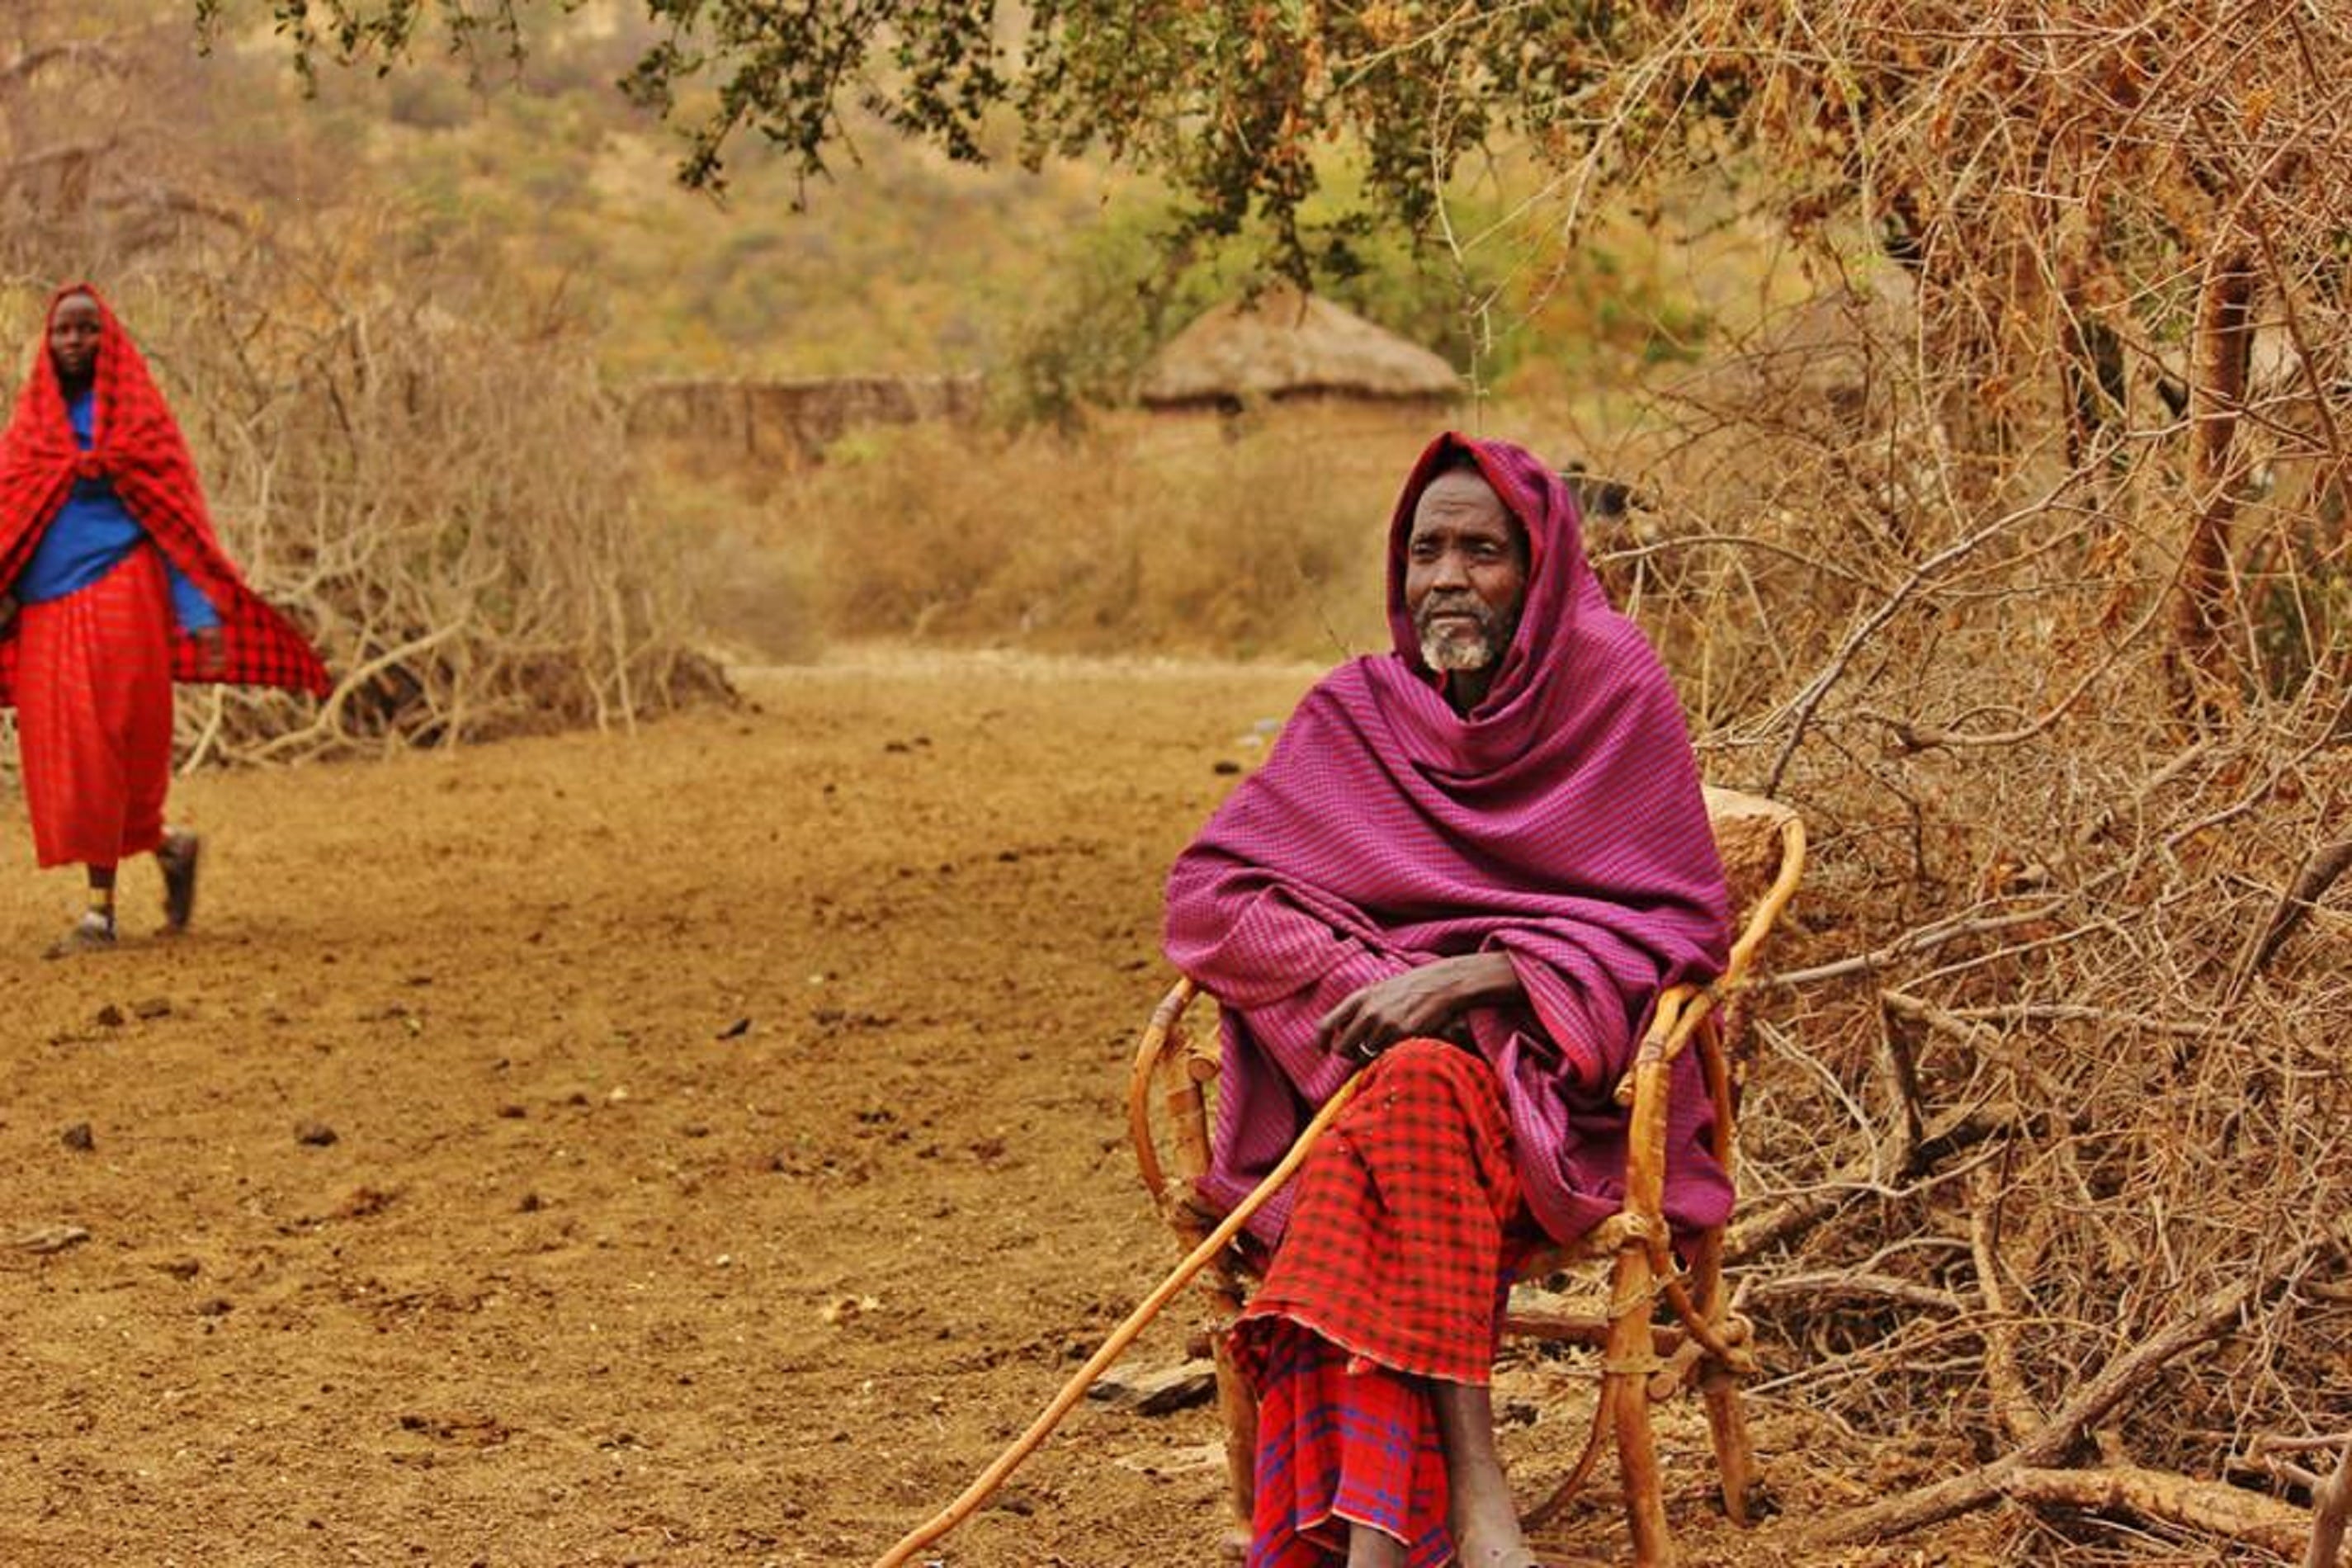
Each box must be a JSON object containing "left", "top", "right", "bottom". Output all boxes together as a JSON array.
[
  {"left": 1318, "top": 952, "right": 1522, "bottom": 1064},
  {"left": 0, "top": 593, "right": 16, "bottom": 635}
]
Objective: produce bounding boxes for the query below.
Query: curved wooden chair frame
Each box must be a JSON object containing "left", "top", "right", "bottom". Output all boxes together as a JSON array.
[{"left": 1126, "top": 786, "right": 1807, "bottom": 1566}]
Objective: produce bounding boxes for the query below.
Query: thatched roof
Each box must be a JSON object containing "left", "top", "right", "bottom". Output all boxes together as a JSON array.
[{"left": 1139, "top": 286, "right": 1462, "bottom": 407}]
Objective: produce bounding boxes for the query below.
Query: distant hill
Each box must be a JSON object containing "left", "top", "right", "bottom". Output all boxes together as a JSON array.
[
  {"left": 4, "top": 2, "right": 1723, "bottom": 403},
  {"left": 205, "top": 5, "right": 1136, "bottom": 383}
]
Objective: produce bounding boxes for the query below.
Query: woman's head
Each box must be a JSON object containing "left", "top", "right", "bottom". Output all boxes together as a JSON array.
[{"left": 47, "top": 289, "right": 103, "bottom": 393}]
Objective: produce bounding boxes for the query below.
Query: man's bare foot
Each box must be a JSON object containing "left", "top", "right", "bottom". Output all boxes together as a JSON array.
[
  {"left": 44, "top": 911, "right": 116, "bottom": 958},
  {"left": 1432, "top": 1379, "right": 1537, "bottom": 1568},
  {"left": 1454, "top": 1547, "right": 1555, "bottom": 1568},
  {"left": 1448, "top": 1496, "right": 1539, "bottom": 1568},
  {"left": 159, "top": 830, "right": 201, "bottom": 933}
]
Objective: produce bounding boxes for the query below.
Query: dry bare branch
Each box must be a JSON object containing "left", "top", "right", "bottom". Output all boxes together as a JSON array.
[
  {"left": 2228, "top": 829, "right": 2352, "bottom": 998},
  {"left": 2308, "top": 1442, "right": 2352, "bottom": 1568},
  {"left": 2003, "top": 1463, "right": 2312, "bottom": 1558},
  {"left": 1967, "top": 1162, "right": 2047, "bottom": 1448},
  {"left": 1805, "top": 1218, "right": 2352, "bottom": 1548}
]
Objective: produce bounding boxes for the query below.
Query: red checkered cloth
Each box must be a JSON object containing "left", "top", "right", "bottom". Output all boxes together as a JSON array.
[
  {"left": 0, "top": 283, "right": 329, "bottom": 706},
  {"left": 1233, "top": 1040, "right": 1531, "bottom": 1565},
  {"left": 1240, "top": 1318, "right": 1452, "bottom": 1568},
  {"left": 1239, "top": 1039, "right": 1528, "bottom": 1384},
  {"left": 14, "top": 547, "right": 172, "bottom": 867}
]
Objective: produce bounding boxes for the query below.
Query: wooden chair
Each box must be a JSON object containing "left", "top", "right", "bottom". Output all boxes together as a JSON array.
[{"left": 1126, "top": 786, "right": 1806, "bottom": 1566}]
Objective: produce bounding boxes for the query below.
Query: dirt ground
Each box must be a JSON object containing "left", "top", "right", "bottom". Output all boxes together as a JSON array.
[{"left": 0, "top": 652, "right": 2000, "bottom": 1567}]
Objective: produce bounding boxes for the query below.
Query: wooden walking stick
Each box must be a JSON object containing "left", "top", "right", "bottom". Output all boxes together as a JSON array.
[{"left": 867, "top": 1075, "right": 1362, "bottom": 1568}]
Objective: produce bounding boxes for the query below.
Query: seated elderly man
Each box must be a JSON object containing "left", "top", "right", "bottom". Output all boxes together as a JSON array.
[{"left": 1164, "top": 433, "right": 1731, "bottom": 1568}]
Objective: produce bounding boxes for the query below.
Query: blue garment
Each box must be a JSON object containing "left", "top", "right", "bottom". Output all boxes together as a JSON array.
[{"left": 14, "top": 388, "right": 218, "bottom": 632}]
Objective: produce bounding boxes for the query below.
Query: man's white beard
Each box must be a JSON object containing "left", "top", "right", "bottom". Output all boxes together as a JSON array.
[{"left": 1419, "top": 624, "right": 1500, "bottom": 673}]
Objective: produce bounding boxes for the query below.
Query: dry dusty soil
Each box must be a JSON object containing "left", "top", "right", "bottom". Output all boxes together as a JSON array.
[{"left": 0, "top": 653, "right": 1997, "bottom": 1567}]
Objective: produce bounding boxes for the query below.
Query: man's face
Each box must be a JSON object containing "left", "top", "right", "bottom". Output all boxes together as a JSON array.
[
  {"left": 1405, "top": 469, "right": 1528, "bottom": 674},
  {"left": 49, "top": 294, "right": 102, "bottom": 385}
]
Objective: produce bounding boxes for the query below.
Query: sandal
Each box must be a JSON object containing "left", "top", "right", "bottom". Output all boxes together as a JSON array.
[
  {"left": 159, "top": 829, "right": 201, "bottom": 933},
  {"left": 45, "top": 911, "right": 117, "bottom": 959}
]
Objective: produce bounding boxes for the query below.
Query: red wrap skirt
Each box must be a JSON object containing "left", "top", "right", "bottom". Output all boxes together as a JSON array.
[
  {"left": 1235, "top": 1039, "right": 1531, "bottom": 1566},
  {"left": 13, "top": 546, "right": 174, "bottom": 868}
]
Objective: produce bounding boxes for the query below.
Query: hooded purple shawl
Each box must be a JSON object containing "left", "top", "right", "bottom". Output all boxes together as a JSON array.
[{"left": 1163, "top": 432, "right": 1731, "bottom": 1247}]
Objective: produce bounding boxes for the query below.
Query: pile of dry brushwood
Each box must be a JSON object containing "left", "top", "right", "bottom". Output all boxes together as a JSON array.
[
  {"left": 1617, "top": 337, "right": 2350, "bottom": 1563},
  {"left": 1518, "top": 8, "right": 2352, "bottom": 1557},
  {"left": 158, "top": 273, "right": 730, "bottom": 765},
  {"left": 1571, "top": 16, "right": 2352, "bottom": 1549}
]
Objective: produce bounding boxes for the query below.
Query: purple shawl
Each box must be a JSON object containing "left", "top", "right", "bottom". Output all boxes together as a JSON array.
[{"left": 1163, "top": 432, "right": 1731, "bottom": 1246}]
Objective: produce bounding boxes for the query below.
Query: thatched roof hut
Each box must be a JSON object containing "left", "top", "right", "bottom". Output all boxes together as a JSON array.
[{"left": 1139, "top": 286, "right": 1462, "bottom": 409}]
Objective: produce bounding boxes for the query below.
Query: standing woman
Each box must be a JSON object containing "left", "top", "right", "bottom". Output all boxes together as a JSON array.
[{"left": 0, "top": 283, "right": 328, "bottom": 956}]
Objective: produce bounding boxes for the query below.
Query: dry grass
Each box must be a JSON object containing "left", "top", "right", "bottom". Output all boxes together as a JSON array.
[{"left": 730, "top": 402, "right": 1476, "bottom": 662}]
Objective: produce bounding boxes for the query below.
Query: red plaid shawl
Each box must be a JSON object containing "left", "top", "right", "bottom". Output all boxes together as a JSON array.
[
  {"left": 0, "top": 283, "right": 329, "bottom": 706},
  {"left": 1240, "top": 1041, "right": 1526, "bottom": 1384}
]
